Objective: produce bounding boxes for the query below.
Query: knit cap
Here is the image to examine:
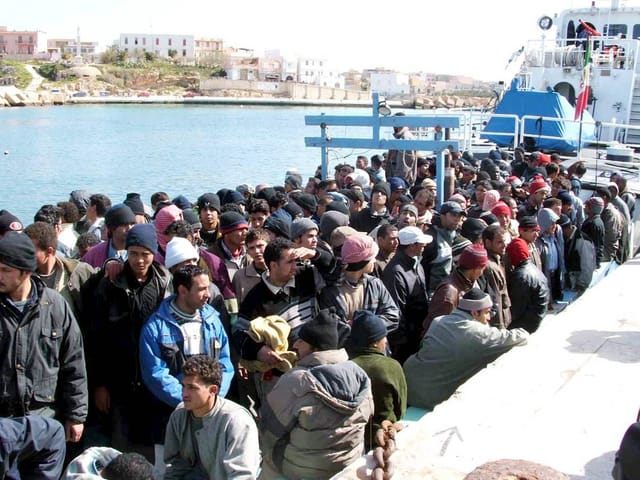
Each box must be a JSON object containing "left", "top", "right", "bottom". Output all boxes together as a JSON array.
[
  {"left": 219, "top": 211, "right": 249, "bottom": 235},
  {"left": 294, "top": 193, "right": 317, "bottom": 214},
  {"left": 197, "top": 193, "right": 221, "bottom": 213},
  {"left": 172, "top": 195, "right": 192, "bottom": 211},
  {"left": 537, "top": 208, "right": 560, "bottom": 233},
  {"left": 318, "top": 211, "right": 350, "bottom": 243},
  {"left": 518, "top": 216, "right": 540, "bottom": 231},
  {"left": 330, "top": 226, "right": 358, "bottom": 250},
  {"left": 482, "top": 190, "right": 501, "bottom": 212},
  {"left": 126, "top": 223, "right": 158, "bottom": 254},
  {"left": 341, "top": 234, "right": 379, "bottom": 266},
  {"left": 461, "top": 217, "right": 487, "bottom": 243},
  {"left": 69, "top": 190, "right": 91, "bottom": 215},
  {"left": 297, "top": 309, "right": 340, "bottom": 351},
  {"left": 124, "top": 193, "right": 145, "bottom": 216},
  {"left": 491, "top": 201, "right": 511, "bottom": 217},
  {"left": 326, "top": 200, "right": 350, "bottom": 216},
  {"left": 506, "top": 237, "right": 530, "bottom": 267},
  {"left": 222, "top": 190, "right": 246, "bottom": 206},
  {"left": 529, "top": 177, "right": 550, "bottom": 195},
  {"left": 371, "top": 181, "right": 391, "bottom": 198},
  {"left": 558, "top": 213, "right": 572, "bottom": 229},
  {"left": 104, "top": 204, "right": 136, "bottom": 229},
  {"left": 0, "top": 210, "right": 23, "bottom": 235},
  {"left": 422, "top": 178, "right": 437, "bottom": 191},
  {"left": 290, "top": 218, "right": 318, "bottom": 240},
  {"left": 457, "top": 244, "right": 489, "bottom": 269},
  {"left": 0, "top": 231, "right": 36, "bottom": 271},
  {"left": 458, "top": 288, "right": 493, "bottom": 312},
  {"left": 165, "top": 237, "right": 199, "bottom": 269},
  {"left": 350, "top": 310, "right": 387, "bottom": 349},
  {"left": 586, "top": 196, "right": 604, "bottom": 215},
  {"left": 399, "top": 203, "right": 419, "bottom": 218},
  {"left": 155, "top": 205, "right": 184, "bottom": 250},
  {"left": 182, "top": 208, "right": 202, "bottom": 230},
  {"left": 388, "top": 176, "right": 408, "bottom": 192},
  {"left": 557, "top": 190, "right": 573, "bottom": 206},
  {"left": 263, "top": 215, "right": 291, "bottom": 239},
  {"left": 283, "top": 202, "right": 303, "bottom": 220}
]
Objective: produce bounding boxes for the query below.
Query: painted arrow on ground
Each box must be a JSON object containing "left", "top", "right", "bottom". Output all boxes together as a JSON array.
[{"left": 434, "top": 426, "right": 463, "bottom": 456}]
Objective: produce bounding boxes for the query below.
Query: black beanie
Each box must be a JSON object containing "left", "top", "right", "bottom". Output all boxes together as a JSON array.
[
  {"left": 297, "top": 309, "right": 340, "bottom": 351},
  {"left": 0, "top": 232, "right": 37, "bottom": 272},
  {"left": 126, "top": 223, "right": 158, "bottom": 254},
  {"left": 105, "top": 204, "right": 136, "bottom": 228},
  {"left": 326, "top": 200, "right": 350, "bottom": 216},
  {"left": 371, "top": 181, "right": 391, "bottom": 198},
  {"left": 197, "top": 193, "right": 221, "bottom": 213},
  {"left": 263, "top": 215, "right": 291, "bottom": 239},
  {"left": 350, "top": 310, "right": 387, "bottom": 349},
  {"left": 123, "top": 193, "right": 145, "bottom": 216},
  {"left": 0, "top": 210, "right": 23, "bottom": 235},
  {"left": 294, "top": 193, "right": 317, "bottom": 214}
]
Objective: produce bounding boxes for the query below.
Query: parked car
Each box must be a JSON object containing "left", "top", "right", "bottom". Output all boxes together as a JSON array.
[
  {"left": 183, "top": 92, "right": 196, "bottom": 98},
  {"left": 137, "top": 91, "right": 150, "bottom": 97},
  {"left": 72, "top": 91, "right": 88, "bottom": 97},
  {"left": 99, "top": 91, "right": 110, "bottom": 97}
]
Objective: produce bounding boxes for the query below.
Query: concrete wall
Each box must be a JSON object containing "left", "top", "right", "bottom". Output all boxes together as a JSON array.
[{"left": 201, "top": 78, "right": 369, "bottom": 101}]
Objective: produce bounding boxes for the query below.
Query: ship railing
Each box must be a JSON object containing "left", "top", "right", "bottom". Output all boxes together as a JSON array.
[
  {"left": 523, "top": 36, "right": 637, "bottom": 71},
  {"left": 410, "top": 109, "right": 492, "bottom": 153},
  {"left": 476, "top": 113, "right": 520, "bottom": 150}
]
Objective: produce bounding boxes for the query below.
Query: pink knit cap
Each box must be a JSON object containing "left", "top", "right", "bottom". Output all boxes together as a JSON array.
[
  {"left": 491, "top": 201, "right": 512, "bottom": 217},
  {"left": 154, "top": 204, "right": 184, "bottom": 250},
  {"left": 482, "top": 190, "right": 500, "bottom": 211},
  {"left": 341, "top": 233, "right": 379, "bottom": 264},
  {"left": 529, "top": 177, "right": 550, "bottom": 195},
  {"left": 457, "top": 244, "right": 489, "bottom": 269}
]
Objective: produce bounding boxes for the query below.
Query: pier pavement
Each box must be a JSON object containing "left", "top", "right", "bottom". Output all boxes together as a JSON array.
[{"left": 333, "top": 256, "right": 640, "bottom": 479}]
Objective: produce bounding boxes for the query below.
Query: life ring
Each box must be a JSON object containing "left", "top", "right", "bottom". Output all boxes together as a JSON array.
[
  {"left": 579, "top": 19, "right": 600, "bottom": 36},
  {"left": 538, "top": 15, "right": 553, "bottom": 31}
]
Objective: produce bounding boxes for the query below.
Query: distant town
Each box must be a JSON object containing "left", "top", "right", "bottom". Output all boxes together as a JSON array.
[{"left": 0, "top": 25, "right": 495, "bottom": 107}]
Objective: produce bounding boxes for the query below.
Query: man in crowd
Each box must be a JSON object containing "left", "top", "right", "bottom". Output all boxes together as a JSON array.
[
  {"left": 164, "top": 355, "right": 260, "bottom": 479},
  {"left": 260, "top": 310, "right": 373, "bottom": 479},
  {"left": 209, "top": 211, "right": 250, "bottom": 282},
  {"left": 351, "top": 181, "right": 392, "bottom": 234},
  {"left": 480, "top": 224, "right": 511, "bottom": 329},
  {"left": 197, "top": 193, "right": 221, "bottom": 249},
  {"left": 373, "top": 223, "right": 398, "bottom": 278},
  {"left": 0, "top": 232, "right": 87, "bottom": 442},
  {"left": 404, "top": 288, "right": 529, "bottom": 410},
  {"left": 82, "top": 203, "right": 136, "bottom": 268}
]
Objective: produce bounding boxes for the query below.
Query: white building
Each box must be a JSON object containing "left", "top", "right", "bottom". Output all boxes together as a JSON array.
[
  {"left": 118, "top": 33, "right": 194, "bottom": 60},
  {"left": 370, "top": 72, "right": 410, "bottom": 96},
  {"left": 264, "top": 49, "right": 298, "bottom": 82},
  {"left": 297, "top": 57, "right": 344, "bottom": 88}
]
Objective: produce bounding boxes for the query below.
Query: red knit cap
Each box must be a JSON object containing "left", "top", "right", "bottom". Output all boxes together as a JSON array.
[
  {"left": 506, "top": 237, "right": 529, "bottom": 267},
  {"left": 528, "top": 177, "right": 550, "bottom": 195},
  {"left": 491, "top": 201, "right": 511, "bottom": 217},
  {"left": 458, "top": 244, "right": 489, "bottom": 269},
  {"left": 537, "top": 153, "right": 552, "bottom": 165}
]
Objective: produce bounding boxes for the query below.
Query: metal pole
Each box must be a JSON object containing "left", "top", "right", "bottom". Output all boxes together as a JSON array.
[{"left": 321, "top": 117, "right": 328, "bottom": 180}]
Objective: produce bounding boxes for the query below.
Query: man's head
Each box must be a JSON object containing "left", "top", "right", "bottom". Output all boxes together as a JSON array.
[
  {"left": 150, "top": 192, "right": 170, "bottom": 213},
  {"left": 24, "top": 222, "right": 57, "bottom": 272},
  {"left": 350, "top": 310, "right": 387, "bottom": 352},
  {"left": 56, "top": 201, "right": 81, "bottom": 225},
  {"left": 482, "top": 224, "right": 507, "bottom": 257},
  {"left": 76, "top": 232, "right": 101, "bottom": 257},
  {"left": 180, "top": 355, "right": 222, "bottom": 415},
  {"left": 341, "top": 233, "right": 379, "bottom": 275},
  {"left": 247, "top": 199, "right": 270, "bottom": 229},
  {"left": 457, "top": 244, "right": 489, "bottom": 281},
  {"left": 101, "top": 452, "right": 154, "bottom": 480},
  {"left": 537, "top": 208, "right": 560, "bottom": 236},
  {"left": 172, "top": 264, "right": 210, "bottom": 313},
  {"left": 245, "top": 228, "right": 270, "bottom": 269},
  {"left": 370, "top": 182, "right": 390, "bottom": 212},
  {"left": 506, "top": 237, "right": 530, "bottom": 267},
  {"left": 398, "top": 226, "right": 432, "bottom": 257},
  {"left": 89, "top": 194, "right": 112, "bottom": 218},
  {"left": 439, "top": 201, "right": 465, "bottom": 231},
  {"left": 528, "top": 177, "right": 550, "bottom": 206},
  {"left": 197, "top": 193, "right": 221, "bottom": 231},
  {"left": 294, "top": 308, "right": 340, "bottom": 358},
  {"left": 290, "top": 218, "right": 319, "bottom": 250},
  {"left": 585, "top": 196, "right": 604, "bottom": 217},
  {"left": 458, "top": 288, "right": 493, "bottom": 324},
  {"left": 0, "top": 232, "right": 37, "bottom": 297},
  {"left": 104, "top": 204, "right": 136, "bottom": 246},
  {"left": 490, "top": 202, "right": 512, "bottom": 230},
  {"left": 397, "top": 204, "right": 418, "bottom": 228},
  {"left": 165, "top": 236, "right": 199, "bottom": 272},
  {"left": 0, "top": 210, "right": 23, "bottom": 238},
  {"left": 219, "top": 211, "right": 249, "bottom": 250},
  {"left": 376, "top": 223, "right": 399, "bottom": 257},
  {"left": 263, "top": 237, "right": 297, "bottom": 285},
  {"left": 34, "top": 204, "right": 63, "bottom": 232},
  {"left": 518, "top": 216, "right": 540, "bottom": 244},
  {"left": 356, "top": 155, "right": 368, "bottom": 170},
  {"left": 126, "top": 224, "right": 157, "bottom": 278},
  {"left": 461, "top": 217, "right": 487, "bottom": 244}
]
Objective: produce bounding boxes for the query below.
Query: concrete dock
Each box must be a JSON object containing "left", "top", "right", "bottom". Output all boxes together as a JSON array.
[{"left": 334, "top": 256, "right": 640, "bottom": 479}]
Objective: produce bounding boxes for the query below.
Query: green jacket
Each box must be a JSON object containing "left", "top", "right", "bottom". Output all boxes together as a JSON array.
[{"left": 351, "top": 348, "right": 407, "bottom": 451}]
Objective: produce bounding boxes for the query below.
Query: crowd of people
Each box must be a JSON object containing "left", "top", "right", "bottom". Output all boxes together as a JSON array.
[{"left": 0, "top": 142, "right": 635, "bottom": 479}]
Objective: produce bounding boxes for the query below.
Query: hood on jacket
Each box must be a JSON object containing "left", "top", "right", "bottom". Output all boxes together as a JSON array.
[{"left": 537, "top": 208, "right": 559, "bottom": 233}]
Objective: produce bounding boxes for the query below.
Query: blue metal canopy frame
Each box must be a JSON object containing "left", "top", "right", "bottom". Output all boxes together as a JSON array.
[{"left": 304, "top": 93, "right": 459, "bottom": 205}]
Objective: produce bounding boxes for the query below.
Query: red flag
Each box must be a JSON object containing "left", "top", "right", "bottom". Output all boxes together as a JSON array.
[{"left": 575, "top": 35, "right": 592, "bottom": 120}]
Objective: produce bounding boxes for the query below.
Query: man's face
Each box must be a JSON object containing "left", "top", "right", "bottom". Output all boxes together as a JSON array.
[
  {"left": 485, "top": 232, "right": 507, "bottom": 256},
  {"left": 441, "top": 212, "right": 463, "bottom": 231},
  {"left": 269, "top": 248, "right": 298, "bottom": 284},
  {"left": 127, "top": 246, "right": 154, "bottom": 278},
  {"left": 0, "top": 262, "right": 29, "bottom": 296},
  {"left": 496, "top": 213, "right": 510, "bottom": 230},
  {"left": 462, "top": 170, "right": 475, "bottom": 183},
  {"left": 519, "top": 228, "right": 539, "bottom": 243},
  {"left": 371, "top": 191, "right": 387, "bottom": 208},
  {"left": 32, "top": 245, "right": 50, "bottom": 270},
  {"left": 180, "top": 274, "right": 210, "bottom": 311},
  {"left": 247, "top": 239, "right": 268, "bottom": 265},
  {"left": 356, "top": 157, "right": 367, "bottom": 170},
  {"left": 296, "top": 229, "right": 318, "bottom": 250},
  {"left": 397, "top": 210, "right": 417, "bottom": 228},
  {"left": 413, "top": 189, "right": 432, "bottom": 210},
  {"left": 475, "top": 186, "right": 488, "bottom": 205},
  {"left": 304, "top": 180, "right": 317, "bottom": 195},
  {"left": 199, "top": 207, "right": 218, "bottom": 231},
  {"left": 378, "top": 231, "right": 399, "bottom": 255},
  {"left": 169, "top": 258, "right": 197, "bottom": 273},
  {"left": 249, "top": 212, "right": 268, "bottom": 229},
  {"left": 293, "top": 338, "right": 315, "bottom": 360},
  {"left": 224, "top": 228, "right": 248, "bottom": 250},
  {"left": 531, "top": 190, "right": 548, "bottom": 206},
  {"left": 561, "top": 203, "right": 573, "bottom": 215},
  {"left": 181, "top": 375, "right": 217, "bottom": 413},
  {"left": 467, "top": 266, "right": 486, "bottom": 282},
  {"left": 472, "top": 307, "right": 492, "bottom": 324},
  {"left": 112, "top": 223, "right": 134, "bottom": 246}
]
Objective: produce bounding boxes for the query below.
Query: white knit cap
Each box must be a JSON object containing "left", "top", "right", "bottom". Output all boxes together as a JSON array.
[{"left": 165, "top": 237, "right": 199, "bottom": 269}]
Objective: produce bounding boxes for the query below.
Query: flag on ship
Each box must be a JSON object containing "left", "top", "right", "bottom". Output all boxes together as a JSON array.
[{"left": 575, "top": 22, "right": 596, "bottom": 121}]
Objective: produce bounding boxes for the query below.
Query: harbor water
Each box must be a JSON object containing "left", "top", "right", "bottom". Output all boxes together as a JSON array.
[{"left": 1, "top": 104, "right": 375, "bottom": 222}]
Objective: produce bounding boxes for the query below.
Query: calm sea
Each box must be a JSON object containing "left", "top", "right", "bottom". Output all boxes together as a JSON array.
[{"left": 1, "top": 104, "right": 377, "bottom": 223}]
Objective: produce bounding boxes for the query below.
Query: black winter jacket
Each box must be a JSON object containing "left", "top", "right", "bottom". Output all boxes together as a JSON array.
[{"left": 507, "top": 259, "right": 549, "bottom": 333}]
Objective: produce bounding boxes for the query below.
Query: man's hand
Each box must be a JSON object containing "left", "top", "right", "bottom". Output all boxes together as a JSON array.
[
  {"left": 257, "top": 345, "right": 283, "bottom": 365},
  {"left": 65, "top": 421, "right": 84, "bottom": 443},
  {"left": 94, "top": 386, "right": 110, "bottom": 414},
  {"left": 104, "top": 260, "right": 124, "bottom": 283},
  {"left": 294, "top": 247, "right": 316, "bottom": 261}
]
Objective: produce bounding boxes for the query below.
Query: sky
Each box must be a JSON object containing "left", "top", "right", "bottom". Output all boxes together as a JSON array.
[{"left": 7, "top": 0, "right": 640, "bottom": 81}]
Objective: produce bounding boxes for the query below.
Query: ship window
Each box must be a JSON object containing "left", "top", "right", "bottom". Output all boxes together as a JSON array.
[
  {"left": 633, "top": 25, "right": 640, "bottom": 39},
  {"left": 604, "top": 24, "right": 627, "bottom": 36}
]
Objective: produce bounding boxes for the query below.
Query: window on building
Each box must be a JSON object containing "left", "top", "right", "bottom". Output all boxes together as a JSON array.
[
  {"left": 18, "top": 36, "right": 22, "bottom": 43},
  {"left": 125, "top": 37, "right": 128, "bottom": 45},
  {"left": 633, "top": 25, "right": 640, "bottom": 39},
  {"left": 143, "top": 38, "right": 146, "bottom": 45},
  {"left": 168, "top": 38, "right": 172, "bottom": 46},
  {"left": 135, "top": 38, "right": 138, "bottom": 45},
  {"left": 182, "top": 49, "right": 186, "bottom": 56},
  {"left": 183, "top": 38, "right": 187, "bottom": 46},
  {"left": 29, "top": 36, "right": 33, "bottom": 43},
  {"left": 156, "top": 38, "right": 159, "bottom": 45}
]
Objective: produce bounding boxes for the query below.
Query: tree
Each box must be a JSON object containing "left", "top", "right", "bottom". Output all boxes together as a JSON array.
[
  {"left": 168, "top": 49, "right": 178, "bottom": 59},
  {"left": 100, "top": 46, "right": 120, "bottom": 65},
  {"left": 144, "top": 51, "right": 157, "bottom": 62}
]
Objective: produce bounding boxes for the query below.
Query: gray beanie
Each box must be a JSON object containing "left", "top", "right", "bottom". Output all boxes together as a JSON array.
[{"left": 290, "top": 218, "right": 318, "bottom": 240}]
